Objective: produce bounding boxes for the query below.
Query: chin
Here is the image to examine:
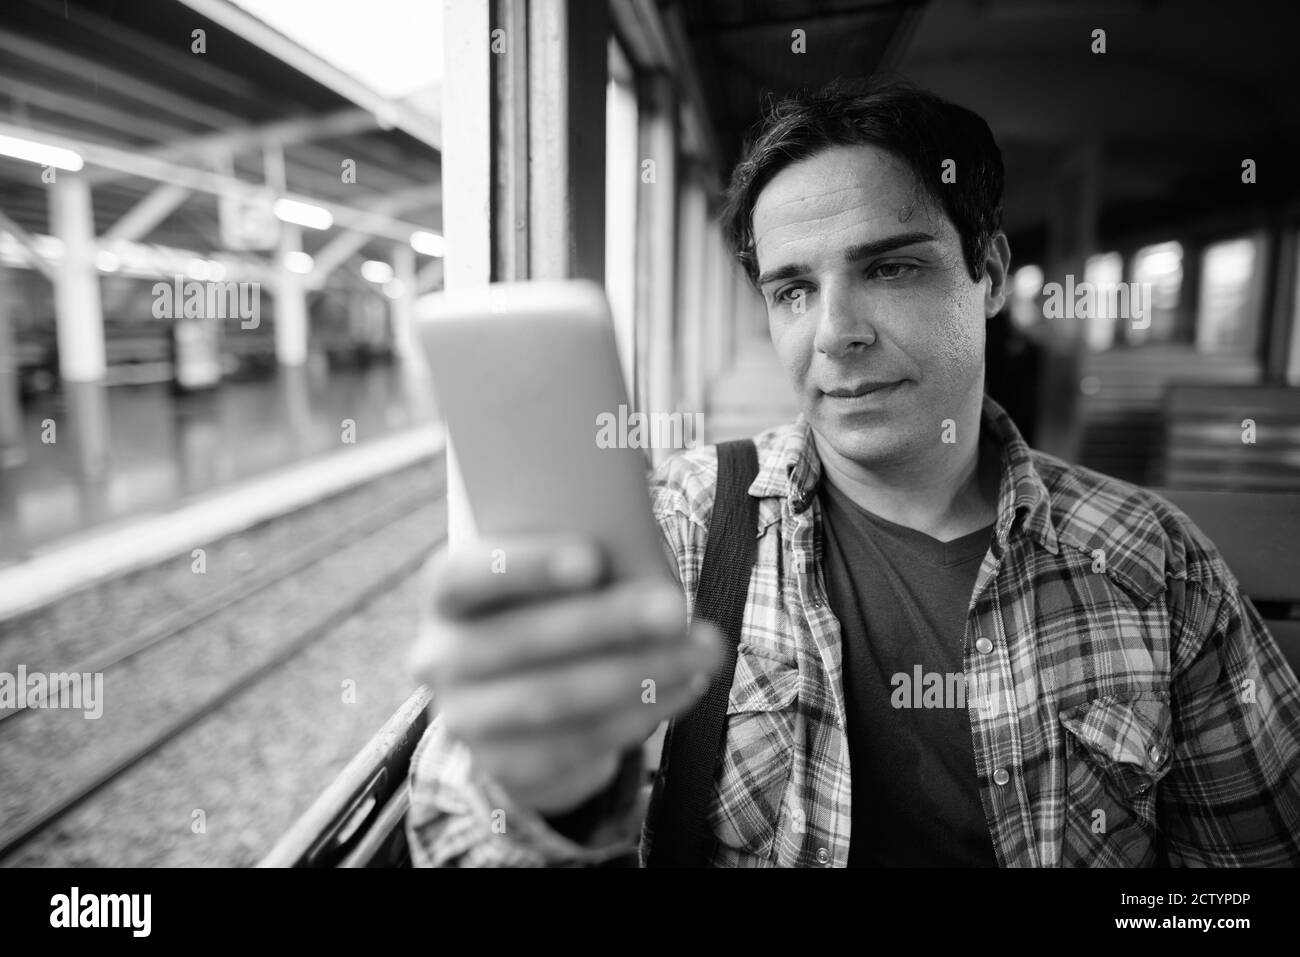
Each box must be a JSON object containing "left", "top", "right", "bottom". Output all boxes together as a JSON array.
[{"left": 811, "top": 412, "right": 911, "bottom": 465}]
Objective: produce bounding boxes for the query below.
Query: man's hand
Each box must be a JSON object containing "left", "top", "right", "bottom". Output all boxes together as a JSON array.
[{"left": 410, "top": 536, "right": 724, "bottom": 817}]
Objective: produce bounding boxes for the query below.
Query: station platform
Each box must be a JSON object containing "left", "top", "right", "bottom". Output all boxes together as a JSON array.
[
  {"left": 0, "top": 360, "right": 445, "bottom": 620},
  {"left": 0, "top": 338, "right": 793, "bottom": 622}
]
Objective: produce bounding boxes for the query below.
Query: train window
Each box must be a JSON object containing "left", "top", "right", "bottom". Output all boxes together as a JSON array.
[
  {"left": 1196, "top": 235, "right": 1265, "bottom": 356},
  {"left": 605, "top": 38, "right": 639, "bottom": 398},
  {"left": 1009, "top": 264, "right": 1043, "bottom": 332},
  {"left": 1128, "top": 241, "right": 1183, "bottom": 346},
  {"left": 1083, "top": 251, "right": 1123, "bottom": 351}
]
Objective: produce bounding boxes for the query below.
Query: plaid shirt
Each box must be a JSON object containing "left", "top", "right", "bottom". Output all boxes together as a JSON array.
[{"left": 407, "top": 394, "right": 1300, "bottom": 866}]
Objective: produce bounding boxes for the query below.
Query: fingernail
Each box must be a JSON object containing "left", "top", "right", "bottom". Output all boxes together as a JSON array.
[{"left": 549, "top": 544, "right": 599, "bottom": 586}]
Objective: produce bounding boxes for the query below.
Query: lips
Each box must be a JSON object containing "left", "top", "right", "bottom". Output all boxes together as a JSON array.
[{"left": 823, "top": 381, "right": 901, "bottom": 397}]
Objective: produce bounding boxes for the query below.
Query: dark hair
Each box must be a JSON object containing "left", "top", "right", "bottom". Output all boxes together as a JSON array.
[{"left": 721, "top": 77, "right": 1004, "bottom": 286}]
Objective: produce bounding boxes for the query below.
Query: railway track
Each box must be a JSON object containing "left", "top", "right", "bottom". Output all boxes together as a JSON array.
[
  {"left": 0, "top": 476, "right": 441, "bottom": 726},
  {"left": 0, "top": 473, "right": 446, "bottom": 863}
]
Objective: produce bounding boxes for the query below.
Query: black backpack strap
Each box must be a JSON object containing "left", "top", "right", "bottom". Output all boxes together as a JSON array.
[{"left": 644, "top": 438, "right": 760, "bottom": 867}]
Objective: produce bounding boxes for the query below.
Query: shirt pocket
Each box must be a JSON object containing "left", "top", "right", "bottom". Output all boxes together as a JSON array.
[
  {"left": 1056, "top": 692, "right": 1173, "bottom": 867},
  {"left": 707, "top": 642, "right": 800, "bottom": 864}
]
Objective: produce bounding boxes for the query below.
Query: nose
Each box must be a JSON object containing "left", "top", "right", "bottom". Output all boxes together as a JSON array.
[{"left": 811, "top": 281, "right": 877, "bottom": 357}]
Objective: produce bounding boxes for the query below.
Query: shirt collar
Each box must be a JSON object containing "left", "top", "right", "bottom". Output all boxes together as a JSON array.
[{"left": 749, "top": 393, "right": 1060, "bottom": 554}]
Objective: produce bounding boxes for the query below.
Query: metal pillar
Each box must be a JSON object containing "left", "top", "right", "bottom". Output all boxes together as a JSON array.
[
  {"left": 635, "top": 72, "right": 678, "bottom": 459},
  {"left": 441, "top": 0, "right": 496, "bottom": 547},
  {"left": 706, "top": 227, "right": 731, "bottom": 386},
  {"left": 676, "top": 170, "right": 707, "bottom": 417},
  {"left": 606, "top": 41, "right": 639, "bottom": 398},
  {"left": 1038, "top": 142, "right": 1100, "bottom": 462},
  {"left": 1262, "top": 226, "right": 1298, "bottom": 384},
  {"left": 274, "top": 223, "right": 309, "bottom": 366},
  {"left": 47, "top": 172, "right": 106, "bottom": 382},
  {"left": 0, "top": 266, "right": 23, "bottom": 467},
  {"left": 527, "top": 0, "right": 608, "bottom": 282}
]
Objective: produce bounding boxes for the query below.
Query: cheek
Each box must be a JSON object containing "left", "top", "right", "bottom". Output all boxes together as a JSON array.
[
  {"left": 916, "top": 284, "right": 985, "bottom": 372},
  {"left": 768, "top": 313, "right": 813, "bottom": 378}
]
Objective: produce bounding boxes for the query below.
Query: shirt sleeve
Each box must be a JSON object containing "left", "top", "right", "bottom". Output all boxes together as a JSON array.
[
  {"left": 405, "top": 715, "right": 645, "bottom": 867},
  {"left": 1157, "top": 573, "right": 1300, "bottom": 866}
]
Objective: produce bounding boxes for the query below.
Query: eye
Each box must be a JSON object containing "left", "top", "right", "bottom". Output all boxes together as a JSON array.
[
  {"left": 774, "top": 284, "right": 811, "bottom": 306},
  {"left": 869, "top": 261, "right": 918, "bottom": 281}
]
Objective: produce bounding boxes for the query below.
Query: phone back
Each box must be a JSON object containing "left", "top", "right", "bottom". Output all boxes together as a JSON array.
[{"left": 417, "top": 280, "right": 672, "bottom": 582}]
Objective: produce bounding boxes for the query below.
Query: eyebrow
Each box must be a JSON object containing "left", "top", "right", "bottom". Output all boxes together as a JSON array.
[{"left": 755, "top": 231, "right": 939, "bottom": 286}]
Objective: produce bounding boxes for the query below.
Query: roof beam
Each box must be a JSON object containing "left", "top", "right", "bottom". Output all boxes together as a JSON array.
[
  {"left": 0, "top": 120, "right": 431, "bottom": 245},
  {"left": 305, "top": 186, "right": 440, "bottom": 288},
  {"left": 0, "top": 29, "right": 433, "bottom": 197},
  {"left": 0, "top": 28, "right": 240, "bottom": 130},
  {"left": 103, "top": 183, "right": 193, "bottom": 244},
  {"left": 24, "top": 0, "right": 266, "bottom": 103},
  {"left": 305, "top": 229, "right": 374, "bottom": 290},
  {"left": 175, "top": 0, "right": 442, "bottom": 151},
  {"left": 87, "top": 108, "right": 387, "bottom": 187},
  {"left": 0, "top": 73, "right": 189, "bottom": 145},
  {"left": 0, "top": 208, "right": 56, "bottom": 280}
]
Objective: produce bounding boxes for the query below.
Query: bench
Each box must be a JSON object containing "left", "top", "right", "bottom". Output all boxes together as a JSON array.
[
  {"left": 262, "top": 490, "right": 1299, "bottom": 867},
  {"left": 1161, "top": 384, "right": 1300, "bottom": 492},
  {"left": 1151, "top": 488, "right": 1300, "bottom": 679}
]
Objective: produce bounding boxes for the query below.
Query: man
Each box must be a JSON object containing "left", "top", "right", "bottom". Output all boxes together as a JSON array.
[{"left": 405, "top": 79, "right": 1300, "bottom": 866}]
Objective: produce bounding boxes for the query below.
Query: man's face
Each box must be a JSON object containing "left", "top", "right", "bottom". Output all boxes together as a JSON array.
[{"left": 751, "top": 143, "right": 1007, "bottom": 468}]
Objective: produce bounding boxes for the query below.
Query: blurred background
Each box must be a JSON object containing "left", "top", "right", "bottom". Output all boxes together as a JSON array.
[{"left": 0, "top": 0, "right": 1297, "bottom": 867}]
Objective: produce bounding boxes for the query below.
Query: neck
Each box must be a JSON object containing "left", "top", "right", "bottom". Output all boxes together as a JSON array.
[{"left": 813, "top": 406, "right": 1000, "bottom": 542}]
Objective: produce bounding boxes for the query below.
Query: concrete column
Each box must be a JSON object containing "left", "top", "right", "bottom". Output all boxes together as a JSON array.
[
  {"left": 47, "top": 172, "right": 106, "bottom": 382},
  {"left": 391, "top": 241, "right": 416, "bottom": 360},
  {"left": 64, "top": 379, "right": 111, "bottom": 484},
  {"left": 274, "top": 223, "right": 309, "bottom": 366}
]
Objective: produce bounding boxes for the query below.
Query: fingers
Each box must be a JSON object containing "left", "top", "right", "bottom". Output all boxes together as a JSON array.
[
  {"left": 410, "top": 532, "right": 729, "bottom": 819},
  {"left": 437, "top": 619, "right": 723, "bottom": 741},
  {"left": 417, "top": 577, "right": 693, "bottom": 685},
  {"left": 427, "top": 536, "right": 607, "bottom": 620},
  {"left": 465, "top": 657, "right": 719, "bottom": 794}
]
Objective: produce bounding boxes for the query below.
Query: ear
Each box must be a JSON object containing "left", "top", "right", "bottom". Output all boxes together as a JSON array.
[{"left": 982, "top": 232, "right": 1012, "bottom": 318}]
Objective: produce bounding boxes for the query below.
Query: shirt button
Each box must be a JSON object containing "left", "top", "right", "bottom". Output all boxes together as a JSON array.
[
  {"left": 1148, "top": 744, "right": 1165, "bottom": 765},
  {"left": 992, "top": 767, "right": 1011, "bottom": 786},
  {"left": 815, "top": 847, "right": 830, "bottom": 865},
  {"left": 975, "top": 637, "right": 994, "bottom": 654}
]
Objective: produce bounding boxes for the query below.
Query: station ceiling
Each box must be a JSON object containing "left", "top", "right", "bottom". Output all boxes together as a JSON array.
[
  {"left": 678, "top": 0, "right": 1300, "bottom": 257},
  {"left": 0, "top": 0, "right": 440, "bottom": 264}
]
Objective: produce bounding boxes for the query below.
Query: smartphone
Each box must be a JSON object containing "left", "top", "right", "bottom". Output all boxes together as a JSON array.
[{"left": 416, "top": 280, "right": 673, "bottom": 583}]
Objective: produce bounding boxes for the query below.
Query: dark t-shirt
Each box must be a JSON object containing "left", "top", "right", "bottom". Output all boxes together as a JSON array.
[{"left": 817, "top": 476, "right": 999, "bottom": 867}]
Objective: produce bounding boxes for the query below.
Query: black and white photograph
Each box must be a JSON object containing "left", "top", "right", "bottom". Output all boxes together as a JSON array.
[{"left": 0, "top": 0, "right": 1297, "bottom": 937}]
